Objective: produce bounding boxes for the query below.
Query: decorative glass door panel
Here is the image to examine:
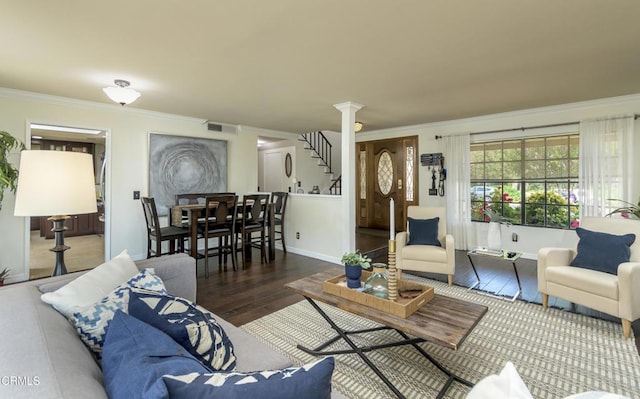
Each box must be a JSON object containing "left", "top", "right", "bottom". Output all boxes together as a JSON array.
[{"left": 357, "top": 136, "right": 418, "bottom": 231}]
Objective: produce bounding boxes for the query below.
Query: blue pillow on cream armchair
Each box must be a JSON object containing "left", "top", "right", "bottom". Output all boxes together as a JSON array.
[
  {"left": 570, "top": 228, "right": 636, "bottom": 275},
  {"left": 407, "top": 217, "right": 441, "bottom": 246}
]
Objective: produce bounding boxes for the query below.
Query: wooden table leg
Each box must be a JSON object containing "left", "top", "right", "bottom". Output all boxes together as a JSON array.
[
  {"left": 189, "top": 209, "right": 199, "bottom": 258},
  {"left": 268, "top": 203, "right": 275, "bottom": 261}
]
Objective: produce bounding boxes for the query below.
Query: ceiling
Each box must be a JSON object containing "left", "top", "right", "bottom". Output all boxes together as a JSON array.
[{"left": 3, "top": 1, "right": 640, "bottom": 134}]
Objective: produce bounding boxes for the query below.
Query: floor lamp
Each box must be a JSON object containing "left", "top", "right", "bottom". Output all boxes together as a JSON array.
[{"left": 14, "top": 150, "right": 97, "bottom": 276}]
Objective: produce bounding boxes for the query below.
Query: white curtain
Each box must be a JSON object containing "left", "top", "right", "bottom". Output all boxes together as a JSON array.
[
  {"left": 579, "top": 116, "right": 634, "bottom": 218},
  {"left": 443, "top": 133, "right": 471, "bottom": 249}
]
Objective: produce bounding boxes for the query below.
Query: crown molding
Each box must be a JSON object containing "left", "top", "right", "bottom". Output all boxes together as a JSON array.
[
  {"left": 0, "top": 87, "right": 207, "bottom": 125},
  {"left": 361, "top": 92, "right": 640, "bottom": 136},
  {"left": 238, "top": 125, "right": 299, "bottom": 138}
]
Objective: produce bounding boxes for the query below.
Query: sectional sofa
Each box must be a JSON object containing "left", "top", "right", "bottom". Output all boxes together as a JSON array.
[{"left": 0, "top": 253, "right": 346, "bottom": 398}]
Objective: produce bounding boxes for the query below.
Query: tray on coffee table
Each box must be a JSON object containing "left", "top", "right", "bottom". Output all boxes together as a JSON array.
[{"left": 323, "top": 271, "right": 434, "bottom": 318}]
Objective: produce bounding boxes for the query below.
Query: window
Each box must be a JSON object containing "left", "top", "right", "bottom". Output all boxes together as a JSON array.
[
  {"left": 406, "top": 145, "right": 414, "bottom": 201},
  {"left": 470, "top": 134, "right": 579, "bottom": 229},
  {"left": 359, "top": 150, "right": 366, "bottom": 199}
]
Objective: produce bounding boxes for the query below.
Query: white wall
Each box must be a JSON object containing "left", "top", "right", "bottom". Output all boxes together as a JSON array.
[
  {"left": 0, "top": 89, "right": 290, "bottom": 282},
  {"left": 357, "top": 94, "right": 640, "bottom": 258},
  {"left": 3, "top": 88, "right": 640, "bottom": 280},
  {"left": 282, "top": 193, "right": 342, "bottom": 263},
  {"left": 259, "top": 130, "right": 342, "bottom": 194}
]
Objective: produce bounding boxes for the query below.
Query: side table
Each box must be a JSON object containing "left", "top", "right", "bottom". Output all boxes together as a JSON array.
[{"left": 467, "top": 248, "right": 522, "bottom": 302}]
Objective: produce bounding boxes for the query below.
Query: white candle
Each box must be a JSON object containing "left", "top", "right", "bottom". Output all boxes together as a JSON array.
[{"left": 390, "top": 197, "right": 395, "bottom": 240}]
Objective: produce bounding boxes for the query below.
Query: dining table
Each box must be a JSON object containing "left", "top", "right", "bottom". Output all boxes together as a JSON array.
[{"left": 170, "top": 200, "right": 276, "bottom": 262}]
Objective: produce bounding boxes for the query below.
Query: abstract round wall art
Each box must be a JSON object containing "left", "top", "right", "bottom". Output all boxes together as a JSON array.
[{"left": 149, "top": 133, "right": 227, "bottom": 215}]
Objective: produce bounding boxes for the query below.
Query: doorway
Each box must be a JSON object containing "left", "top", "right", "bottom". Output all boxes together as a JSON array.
[
  {"left": 26, "top": 123, "right": 109, "bottom": 279},
  {"left": 356, "top": 136, "right": 419, "bottom": 233},
  {"left": 262, "top": 146, "right": 295, "bottom": 192}
]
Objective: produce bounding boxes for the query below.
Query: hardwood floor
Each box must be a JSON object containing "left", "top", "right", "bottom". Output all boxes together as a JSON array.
[{"left": 196, "top": 233, "right": 640, "bottom": 355}]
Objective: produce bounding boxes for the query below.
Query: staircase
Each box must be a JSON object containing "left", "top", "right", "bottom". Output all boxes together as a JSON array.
[{"left": 298, "top": 131, "right": 341, "bottom": 195}]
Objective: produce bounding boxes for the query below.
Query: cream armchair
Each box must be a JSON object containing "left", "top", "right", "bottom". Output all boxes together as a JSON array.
[
  {"left": 538, "top": 217, "right": 640, "bottom": 338},
  {"left": 396, "top": 206, "right": 455, "bottom": 286}
]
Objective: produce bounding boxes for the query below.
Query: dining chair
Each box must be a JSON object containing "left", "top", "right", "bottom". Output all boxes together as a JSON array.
[
  {"left": 238, "top": 194, "right": 270, "bottom": 268},
  {"left": 175, "top": 192, "right": 236, "bottom": 205},
  {"left": 270, "top": 191, "right": 289, "bottom": 253},
  {"left": 140, "top": 197, "right": 190, "bottom": 258},
  {"left": 200, "top": 194, "right": 238, "bottom": 276},
  {"left": 174, "top": 192, "right": 235, "bottom": 226}
]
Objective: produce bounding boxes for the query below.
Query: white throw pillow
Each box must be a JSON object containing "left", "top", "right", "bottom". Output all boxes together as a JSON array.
[
  {"left": 40, "top": 249, "right": 139, "bottom": 319},
  {"left": 466, "top": 362, "right": 533, "bottom": 399}
]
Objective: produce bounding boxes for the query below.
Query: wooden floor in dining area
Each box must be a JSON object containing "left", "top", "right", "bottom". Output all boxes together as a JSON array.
[{"left": 196, "top": 228, "right": 640, "bottom": 354}]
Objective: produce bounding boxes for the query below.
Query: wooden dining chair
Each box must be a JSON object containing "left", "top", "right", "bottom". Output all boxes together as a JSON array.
[
  {"left": 174, "top": 193, "right": 234, "bottom": 225},
  {"left": 270, "top": 191, "right": 289, "bottom": 253},
  {"left": 140, "top": 197, "right": 189, "bottom": 258},
  {"left": 199, "top": 194, "right": 238, "bottom": 276},
  {"left": 238, "top": 194, "right": 270, "bottom": 268}
]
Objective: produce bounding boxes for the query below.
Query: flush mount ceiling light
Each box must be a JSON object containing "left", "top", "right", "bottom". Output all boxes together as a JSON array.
[
  {"left": 102, "top": 79, "right": 141, "bottom": 106},
  {"left": 354, "top": 121, "right": 364, "bottom": 132}
]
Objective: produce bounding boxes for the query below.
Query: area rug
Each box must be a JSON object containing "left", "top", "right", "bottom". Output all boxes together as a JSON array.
[{"left": 241, "top": 275, "right": 640, "bottom": 399}]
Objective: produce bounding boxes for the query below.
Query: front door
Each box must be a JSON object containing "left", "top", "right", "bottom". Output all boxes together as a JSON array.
[{"left": 357, "top": 136, "right": 418, "bottom": 233}]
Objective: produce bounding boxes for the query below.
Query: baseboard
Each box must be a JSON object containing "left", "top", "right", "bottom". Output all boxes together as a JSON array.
[{"left": 284, "top": 246, "right": 341, "bottom": 265}]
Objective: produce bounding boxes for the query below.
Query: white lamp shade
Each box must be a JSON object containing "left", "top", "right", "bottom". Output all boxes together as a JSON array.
[
  {"left": 14, "top": 151, "right": 98, "bottom": 216},
  {"left": 103, "top": 86, "right": 141, "bottom": 105}
]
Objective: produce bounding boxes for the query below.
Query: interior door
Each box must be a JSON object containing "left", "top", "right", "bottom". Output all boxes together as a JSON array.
[
  {"left": 357, "top": 136, "right": 418, "bottom": 233},
  {"left": 264, "top": 151, "right": 283, "bottom": 192},
  {"left": 262, "top": 146, "right": 295, "bottom": 192}
]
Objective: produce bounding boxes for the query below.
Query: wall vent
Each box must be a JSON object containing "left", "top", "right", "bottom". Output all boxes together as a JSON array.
[
  {"left": 207, "top": 123, "right": 223, "bottom": 132},
  {"left": 207, "top": 121, "right": 237, "bottom": 135}
]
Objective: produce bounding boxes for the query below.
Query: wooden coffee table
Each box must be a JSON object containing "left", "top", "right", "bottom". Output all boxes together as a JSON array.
[{"left": 285, "top": 269, "right": 488, "bottom": 399}]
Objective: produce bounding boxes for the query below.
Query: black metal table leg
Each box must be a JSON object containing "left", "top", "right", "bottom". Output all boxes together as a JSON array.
[
  {"left": 297, "top": 296, "right": 474, "bottom": 399},
  {"left": 393, "top": 329, "right": 473, "bottom": 398},
  {"left": 467, "top": 251, "right": 521, "bottom": 301},
  {"left": 510, "top": 260, "right": 522, "bottom": 301},
  {"left": 299, "top": 297, "right": 406, "bottom": 398},
  {"left": 467, "top": 254, "right": 481, "bottom": 290}
]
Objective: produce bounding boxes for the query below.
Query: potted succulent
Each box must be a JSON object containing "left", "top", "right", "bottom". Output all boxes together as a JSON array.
[
  {"left": 340, "top": 250, "right": 371, "bottom": 288},
  {"left": 0, "top": 267, "right": 10, "bottom": 286},
  {"left": 0, "top": 131, "right": 26, "bottom": 211}
]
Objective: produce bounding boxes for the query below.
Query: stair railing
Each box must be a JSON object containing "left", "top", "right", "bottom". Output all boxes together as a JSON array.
[
  {"left": 299, "top": 131, "right": 332, "bottom": 174},
  {"left": 329, "top": 175, "right": 341, "bottom": 195}
]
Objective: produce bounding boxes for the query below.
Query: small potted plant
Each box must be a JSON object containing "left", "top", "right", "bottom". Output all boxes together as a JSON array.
[
  {"left": 340, "top": 250, "right": 371, "bottom": 288},
  {"left": 606, "top": 198, "right": 640, "bottom": 219},
  {"left": 0, "top": 268, "right": 10, "bottom": 287}
]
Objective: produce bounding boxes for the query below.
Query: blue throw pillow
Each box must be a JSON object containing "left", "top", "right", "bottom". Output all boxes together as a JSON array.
[
  {"left": 102, "top": 310, "right": 209, "bottom": 399},
  {"left": 407, "top": 217, "right": 441, "bottom": 246},
  {"left": 162, "top": 356, "right": 335, "bottom": 399},
  {"left": 73, "top": 268, "right": 167, "bottom": 358},
  {"left": 128, "top": 291, "right": 236, "bottom": 372},
  {"left": 570, "top": 227, "right": 636, "bottom": 275}
]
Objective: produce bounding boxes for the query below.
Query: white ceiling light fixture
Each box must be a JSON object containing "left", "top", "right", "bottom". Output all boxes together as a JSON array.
[
  {"left": 103, "top": 79, "right": 141, "bottom": 106},
  {"left": 354, "top": 121, "right": 364, "bottom": 132}
]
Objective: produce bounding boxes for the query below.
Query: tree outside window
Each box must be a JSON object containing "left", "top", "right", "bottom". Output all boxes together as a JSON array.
[{"left": 470, "top": 135, "right": 579, "bottom": 229}]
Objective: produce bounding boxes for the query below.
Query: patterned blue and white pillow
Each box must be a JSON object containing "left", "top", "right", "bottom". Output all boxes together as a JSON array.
[
  {"left": 102, "top": 310, "right": 210, "bottom": 399},
  {"left": 73, "top": 268, "right": 167, "bottom": 358},
  {"left": 162, "top": 356, "right": 335, "bottom": 399},
  {"left": 128, "top": 291, "right": 236, "bottom": 372}
]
